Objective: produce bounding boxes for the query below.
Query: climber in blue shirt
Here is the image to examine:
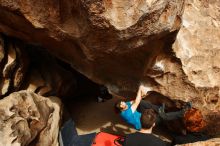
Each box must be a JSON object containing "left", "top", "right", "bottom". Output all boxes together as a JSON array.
[
  {"left": 115, "top": 85, "right": 189, "bottom": 130},
  {"left": 115, "top": 85, "right": 153, "bottom": 130},
  {"left": 120, "top": 101, "right": 142, "bottom": 130}
]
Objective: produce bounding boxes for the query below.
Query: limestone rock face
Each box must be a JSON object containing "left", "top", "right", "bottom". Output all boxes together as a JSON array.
[
  {"left": 158, "top": 0, "right": 220, "bottom": 135},
  {"left": 135, "top": 0, "right": 220, "bottom": 135},
  {"left": 176, "top": 138, "right": 220, "bottom": 146},
  {"left": 0, "top": 91, "right": 62, "bottom": 146},
  {"left": 174, "top": 0, "right": 220, "bottom": 88}
]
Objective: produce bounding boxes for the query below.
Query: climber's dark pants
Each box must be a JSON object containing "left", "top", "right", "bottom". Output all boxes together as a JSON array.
[
  {"left": 137, "top": 100, "right": 184, "bottom": 124},
  {"left": 137, "top": 100, "right": 160, "bottom": 113}
]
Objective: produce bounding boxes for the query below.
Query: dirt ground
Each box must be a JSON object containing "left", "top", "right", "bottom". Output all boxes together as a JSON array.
[
  {"left": 65, "top": 96, "right": 172, "bottom": 142},
  {"left": 66, "top": 96, "right": 134, "bottom": 135}
]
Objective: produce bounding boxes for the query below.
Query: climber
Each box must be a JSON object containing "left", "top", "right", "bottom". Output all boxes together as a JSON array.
[
  {"left": 114, "top": 85, "right": 151, "bottom": 130},
  {"left": 123, "top": 109, "right": 170, "bottom": 146},
  {"left": 114, "top": 85, "right": 190, "bottom": 130}
]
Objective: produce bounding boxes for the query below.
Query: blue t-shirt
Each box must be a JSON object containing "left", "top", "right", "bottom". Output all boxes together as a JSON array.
[{"left": 120, "top": 102, "right": 142, "bottom": 130}]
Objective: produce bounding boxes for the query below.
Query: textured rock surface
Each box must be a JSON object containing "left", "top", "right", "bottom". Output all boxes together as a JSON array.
[
  {"left": 0, "top": 35, "right": 76, "bottom": 98},
  {"left": 0, "top": 0, "right": 185, "bottom": 94},
  {"left": 176, "top": 138, "right": 220, "bottom": 146},
  {"left": 0, "top": 0, "right": 220, "bottom": 135},
  {"left": 153, "top": 0, "right": 220, "bottom": 135},
  {"left": 174, "top": 0, "right": 220, "bottom": 88},
  {"left": 0, "top": 91, "right": 62, "bottom": 146},
  {"left": 22, "top": 45, "right": 77, "bottom": 98}
]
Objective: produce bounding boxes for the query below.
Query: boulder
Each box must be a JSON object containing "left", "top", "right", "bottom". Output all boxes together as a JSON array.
[
  {"left": 0, "top": 0, "right": 185, "bottom": 95},
  {"left": 0, "top": 91, "right": 62, "bottom": 146},
  {"left": 151, "top": 0, "right": 220, "bottom": 135}
]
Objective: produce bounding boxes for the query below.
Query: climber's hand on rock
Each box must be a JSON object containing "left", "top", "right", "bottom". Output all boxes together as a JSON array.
[{"left": 139, "top": 85, "right": 149, "bottom": 98}]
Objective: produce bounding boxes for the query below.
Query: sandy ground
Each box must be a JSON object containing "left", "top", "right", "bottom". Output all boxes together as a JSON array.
[
  {"left": 66, "top": 96, "right": 136, "bottom": 135},
  {"left": 65, "top": 96, "right": 172, "bottom": 142}
]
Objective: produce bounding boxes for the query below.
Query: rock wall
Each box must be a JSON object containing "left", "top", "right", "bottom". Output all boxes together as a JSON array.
[
  {"left": 151, "top": 0, "right": 220, "bottom": 135},
  {"left": 0, "top": 0, "right": 185, "bottom": 94},
  {"left": 0, "top": 0, "right": 219, "bottom": 135},
  {"left": 0, "top": 35, "right": 76, "bottom": 98},
  {"left": 0, "top": 91, "right": 62, "bottom": 146}
]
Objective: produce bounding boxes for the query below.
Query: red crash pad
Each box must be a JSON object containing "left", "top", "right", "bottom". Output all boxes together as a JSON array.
[{"left": 91, "top": 132, "right": 124, "bottom": 146}]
